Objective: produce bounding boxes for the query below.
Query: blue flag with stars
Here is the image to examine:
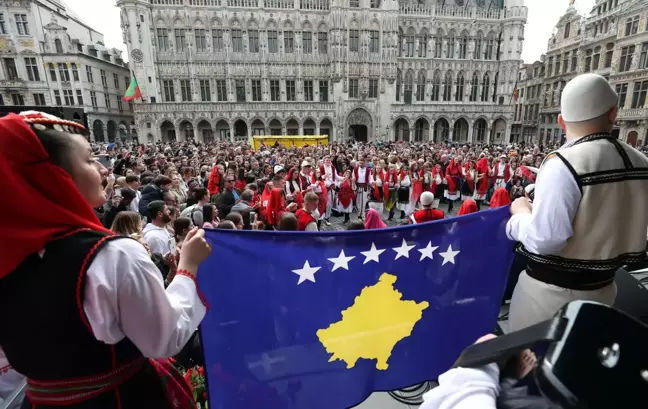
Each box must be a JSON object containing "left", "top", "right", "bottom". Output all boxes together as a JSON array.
[{"left": 198, "top": 207, "right": 514, "bottom": 409}]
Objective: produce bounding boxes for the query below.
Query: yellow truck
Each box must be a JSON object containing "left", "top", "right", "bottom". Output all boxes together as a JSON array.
[{"left": 252, "top": 135, "right": 329, "bottom": 150}]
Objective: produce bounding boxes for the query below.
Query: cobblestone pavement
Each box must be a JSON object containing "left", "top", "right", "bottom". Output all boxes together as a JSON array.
[{"left": 320, "top": 200, "right": 470, "bottom": 231}]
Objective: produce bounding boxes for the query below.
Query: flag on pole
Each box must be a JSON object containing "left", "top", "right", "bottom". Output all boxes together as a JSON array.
[
  {"left": 513, "top": 82, "right": 519, "bottom": 101},
  {"left": 198, "top": 208, "right": 515, "bottom": 409},
  {"left": 123, "top": 76, "right": 142, "bottom": 102}
]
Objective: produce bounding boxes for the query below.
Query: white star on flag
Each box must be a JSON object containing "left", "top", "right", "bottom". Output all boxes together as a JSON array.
[
  {"left": 328, "top": 250, "right": 356, "bottom": 271},
  {"left": 418, "top": 241, "right": 439, "bottom": 261},
  {"left": 393, "top": 239, "right": 416, "bottom": 260},
  {"left": 360, "top": 242, "right": 386, "bottom": 264},
  {"left": 292, "top": 261, "right": 321, "bottom": 284},
  {"left": 439, "top": 245, "right": 461, "bottom": 266}
]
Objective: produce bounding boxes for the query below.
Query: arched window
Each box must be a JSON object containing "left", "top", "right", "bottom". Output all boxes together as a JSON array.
[
  {"left": 481, "top": 73, "right": 490, "bottom": 102},
  {"left": 418, "top": 30, "right": 428, "bottom": 58},
  {"left": 431, "top": 71, "right": 441, "bottom": 101},
  {"left": 55, "top": 39, "right": 64, "bottom": 54},
  {"left": 443, "top": 71, "right": 453, "bottom": 101},
  {"left": 416, "top": 70, "right": 426, "bottom": 101},
  {"left": 404, "top": 70, "right": 414, "bottom": 104},
  {"left": 458, "top": 31, "right": 468, "bottom": 59},
  {"left": 470, "top": 72, "right": 479, "bottom": 102},
  {"left": 396, "top": 69, "right": 402, "bottom": 101},
  {"left": 456, "top": 72, "right": 465, "bottom": 102},
  {"left": 434, "top": 30, "right": 443, "bottom": 58},
  {"left": 406, "top": 28, "right": 415, "bottom": 57},
  {"left": 593, "top": 46, "right": 601, "bottom": 70},
  {"left": 492, "top": 72, "right": 499, "bottom": 102},
  {"left": 474, "top": 32, "right": 482, "bottom": 60},
  {"left": 485, "top": 32, "right": 494, "bottom": 60},
  {"left": 564, "top": 22, "right": 571, "bottom": 39},
  {"left": 398, "top": 28, "right": 403, "bottom": 57},
  {"left": 446, "top": 30, "right": 455, "bottom": 59}
]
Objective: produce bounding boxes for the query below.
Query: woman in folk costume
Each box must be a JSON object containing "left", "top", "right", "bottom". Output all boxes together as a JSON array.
[
  {"left": 266, "top": 188, "right": 296, "bottom": 230},
  {"left": 364, "top": 209, "right": 387, "bottom": 230},
  {"left": 384, "top": 164, "right": 400, "bottom": 219},
  {"left": 444, "top": 158, "right": 461, "bottom": 214},
  {"left": 457, "top": 199, "right": 479, "bottom": 216},
  {"left": 369, "top": 164, "right": 386, "bottom": 214},
  {"left": 490, "top": 187, "right": 512, "bottom": 209},
  {"left": 410, "top": 162, "right": 424, "bottom": 208},
  {"left": 319, "top": 157, "right": 341, "bottom": 225},
  {"left": 492, "top": 155, "right": 511, "bottom": 190},
  {"left": 313, "top": 168, "right": 329, "bottom": 229},
  {"left": 395, "top": 165, "right": 413, "bottom": 220},
  {"left": 284, "top": 167, "right": 304, "bottom": 209},
  {"left": 429, "top": 163, "right": 445, "bottom": 209},
  {"left": 474, "top": 157, "right": 490, "bottom": 210},
  {"left": 0, "top": 112, "right": 211, "bottom": 409},
  {"left": 336, "top": 170, "right": 356, "bottom": 224},
  {"left": 461, "top": 160, "right": 477, "bottom": 201}
]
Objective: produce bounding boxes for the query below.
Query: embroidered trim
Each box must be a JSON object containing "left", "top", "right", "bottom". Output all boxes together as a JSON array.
[
  {"left": 26, "top": 357, "right": 145, "bottom": 405},
  {"left": 176, "top": 270, "right": 210, "bottom": 311},
  {"left": 579, "top": 168, "right": 648, "bottom": 185},
  {"left": 0, "top": 364, "right": 12, "bottom": 374}
]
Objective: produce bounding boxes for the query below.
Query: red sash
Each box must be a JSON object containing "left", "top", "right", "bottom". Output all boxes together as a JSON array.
[{"left": 338, "top": 179, "right": 356, "bottom": 208}]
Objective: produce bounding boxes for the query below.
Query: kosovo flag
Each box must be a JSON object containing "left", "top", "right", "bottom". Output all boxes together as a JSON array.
[{"left": 198, "top": 207, "right": 514, "bottom": 409}]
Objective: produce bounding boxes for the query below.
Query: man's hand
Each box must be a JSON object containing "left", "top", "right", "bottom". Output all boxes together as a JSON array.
[
  {"left": 510, "top": 196, "right": 532, "bottom": 215},
  {"left": 287, "top": 202, "right": 299, "bottom": 212}
]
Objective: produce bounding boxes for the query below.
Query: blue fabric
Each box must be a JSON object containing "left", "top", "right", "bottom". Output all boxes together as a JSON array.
[{"left": 199, "top": 207, "right": 515, "bottom": 409}]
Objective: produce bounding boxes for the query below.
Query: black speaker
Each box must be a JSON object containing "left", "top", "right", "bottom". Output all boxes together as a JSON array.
[{"left": 614, "top": 269, "right": 648, "bottom": 325}]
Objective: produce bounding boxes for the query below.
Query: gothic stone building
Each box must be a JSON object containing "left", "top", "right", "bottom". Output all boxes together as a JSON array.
[{"left": 117, "top": 0, "right": 527, "bottom": 144}]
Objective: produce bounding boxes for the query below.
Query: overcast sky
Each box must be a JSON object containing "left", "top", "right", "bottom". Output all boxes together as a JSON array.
[{"left": 64, "top": 0, "right": 596, "bottom": 63}]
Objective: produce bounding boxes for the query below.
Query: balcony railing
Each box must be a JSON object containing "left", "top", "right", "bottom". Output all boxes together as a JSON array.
[
  {"left": 617, "top": 108, "right": 648, "bottom": 119},
  {"left": 399, "top": 5, "right": 511, "bottom": 20},
  {"left": 134, "top": 101, "right": 336, "bottom": 115}
]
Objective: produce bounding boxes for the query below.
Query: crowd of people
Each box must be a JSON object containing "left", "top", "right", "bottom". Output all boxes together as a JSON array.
[{"left": 2, "top": 72, "right": 646, "bottom": 409}]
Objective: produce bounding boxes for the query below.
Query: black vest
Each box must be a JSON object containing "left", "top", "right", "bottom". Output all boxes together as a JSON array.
[{"left": 0, "top": 230, "right": 169, "bottom": 408}]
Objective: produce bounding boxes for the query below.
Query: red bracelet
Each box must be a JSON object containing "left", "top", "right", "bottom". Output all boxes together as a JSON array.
[{"left": 175, "top": 269, "right": 210, "bottom": 311}]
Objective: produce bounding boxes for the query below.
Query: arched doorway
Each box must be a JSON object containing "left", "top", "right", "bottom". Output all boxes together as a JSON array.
[
  {"left": 394, "top": 118, "right": 409, "bottom": 142},
  {"left": 286, "top": 118, "right": 299, "bottom": 135},
  {"left": 434, "top": 118, "right": 449, "bottom": 142},
  {"left": 269, "top": 119, "right": 282, "bottom": 135},
  {"left": 347, "top": 108, "right": 372, "bottom": 142},
  {"left": 251, "top": 119, "right": 265, "bottom": 136},
  {"left": 118, "top": 122, "right": 128, "bottom": 140},
  {"left": 107, "top": 120, "right": 116, "bottom": 142},
  {"left": 179, "top": 120, "right": 194, "bottom": 141},
  {"left": 303, "top": 118, "right": 316, "bottom": 135},
  {"left": 93, "top": 120, "right": 104, "bottom": 142},
  {"left": 233, "top": 119, "right": 248, "bottom": 141},
  {"left": 492, "top": 118, "right": 506, "bottom": 142},
  {"left": 160, "top": 120, "right": 176, "bottom": 142},
  {"left": 474, "top": 118, "right": 487, "bottom": 142},
  {"left": 414, "top": 118, "right": 429, "bottom": 142},
  {"left": 627, "top": 131, "right": 638, "bottom": 147},
  {"left": 453, "top": 118, "right": 469, "bottom": 142},
  {"left": 320, "top": 118, "right": 333, "bottom": 140},
  {"left": 215, "top": 119, "right": 229, "bottom": 141},
  {"left": 197, "top": 120, "right": 213, "bottom": 143}
]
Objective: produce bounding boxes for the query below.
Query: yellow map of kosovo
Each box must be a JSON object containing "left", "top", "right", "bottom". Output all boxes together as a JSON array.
[{"left": 316, "top": 273, "right": 429, "bottom": 370}]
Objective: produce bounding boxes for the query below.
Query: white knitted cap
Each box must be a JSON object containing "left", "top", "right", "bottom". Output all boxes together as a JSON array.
[{"left": 561, "top": 73, "right": 618, "bottom": 122}]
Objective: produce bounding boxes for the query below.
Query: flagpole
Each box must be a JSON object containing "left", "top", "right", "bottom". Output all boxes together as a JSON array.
[{"left": 131, "top": 70, "right": 146, "bottom": 103}]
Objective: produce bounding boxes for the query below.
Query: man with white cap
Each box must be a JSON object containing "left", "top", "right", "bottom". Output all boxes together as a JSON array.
[
  {"left": 507, "top": 73, "right": 648, "bottom": 331},
  {"left": 410, "top": 192, "right": 445, "bottom": 224}
]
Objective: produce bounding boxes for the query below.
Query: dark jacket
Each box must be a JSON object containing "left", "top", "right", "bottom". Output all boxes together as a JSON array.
[{"left": 138, "top": 183, "right": 164, "bottom": 215}]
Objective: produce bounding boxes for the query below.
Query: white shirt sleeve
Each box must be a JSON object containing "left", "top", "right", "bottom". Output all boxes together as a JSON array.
[
  {"left": 305, "top": 222, "right": 319, "bottom": 232},
  {"left": 84, "top": 238, "right": 207, "bottom": 359},
  {"left": 419, "top": 364, "right": 500, "bottom": 409},
  {"left": 144, "top": 232, "right": 168, "bottom": 255},
  {"left": 506, "top": 156, "right": 581, "bottom": 255}
]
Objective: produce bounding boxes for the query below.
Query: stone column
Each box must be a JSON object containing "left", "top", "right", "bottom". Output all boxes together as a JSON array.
[
  {"left": 299, "top": 122, "right": 304, "bottom": 136},
  {"left": 448, "top": 122, "right": 454, "bottom": 141},
  {"left": 229, "top": 123, "right": 235, "bottom": 143},
  {"left": 409, "top": 125, "right": 415, "bottom": 142},
  {"left": 486, "top": 124, "right": 492, "bottom": 144},
  {"left": 468, "top": 123, "right": 473, "bottom": 143},
  {"left": 315, "top": 124, "right": 320, "bottom": 135},
  {"left": 247, "top": 122, "right": 252, "bottom": 142}
]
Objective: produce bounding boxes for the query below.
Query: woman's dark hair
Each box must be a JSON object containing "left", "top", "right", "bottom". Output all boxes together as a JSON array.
[
  {"left": 194, "top": 187, "right": 209, "bottom": 202},
  {"left": 237, "top": 168, "right": 246, "bottom": 181},
  {"left": 346, "top": 221, "right": 365, "bottom": 231},
  {"left": 203, "top": 204, "right": 216, "bottom": 224},
  {"left": 238, "top": 209, "right": 252, "bottom": 230},
  {"left": 153, "top": 175, "right": 172, "bottom": 187},
  {"left": 225, "top": 211, "right": 243, "bottom": 226},
  {"left": 173, "top": 217, "right": 191, "bottom": 242},
  {"left": 217, "top": 220, "right": 236, "bottom": 229},
  {"left": 34, "top": 128, "right": 76, "bottom": 173},
  {"left": 277, "top": 212, "right": 298, "bottom": 231}
]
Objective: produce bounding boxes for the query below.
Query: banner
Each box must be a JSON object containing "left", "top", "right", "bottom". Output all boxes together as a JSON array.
[{"left": 199, "top": 207, "right": 514, "bottom": 409}]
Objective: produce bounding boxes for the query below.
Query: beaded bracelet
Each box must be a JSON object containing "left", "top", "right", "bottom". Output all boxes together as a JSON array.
[{"left": 176, "top": 269, "right": 209, "bottom": 310}]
